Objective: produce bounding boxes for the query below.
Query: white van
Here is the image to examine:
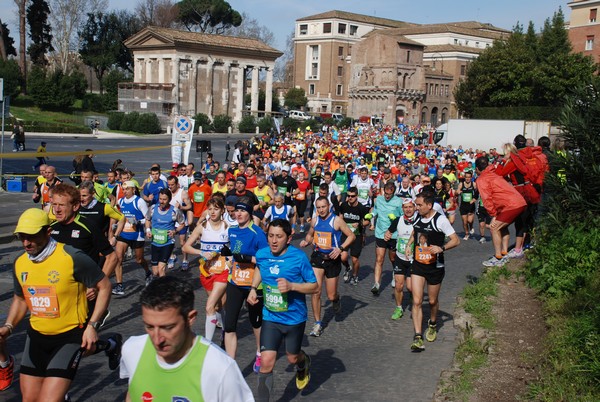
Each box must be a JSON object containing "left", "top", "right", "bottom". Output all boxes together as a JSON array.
[
  {"left": 331, "top": 113, "right": 344, "bottom": 121},
  {"left": 288, "top": 110, "right": 310, "bottom": 121}
]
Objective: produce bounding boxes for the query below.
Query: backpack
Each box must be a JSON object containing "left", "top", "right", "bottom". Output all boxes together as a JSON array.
[{"left": 510, "top": 146, "right": 549, "bottom": 193}]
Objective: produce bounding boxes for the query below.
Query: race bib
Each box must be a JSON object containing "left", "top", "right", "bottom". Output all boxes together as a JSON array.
[
  {"left": 23, "top": 285, "right": 60, "bottom": 318},
  {"left": 358, "top": 188, "right": 369, "bottom": 199},
  {"left": 415, "top": 246, "right": 437, "bottom": 265},
  {"left": 231, "top": 262, "right": 255, "bottom": 287},
  {"left": 314, "top": 231, "right": 332, "bottom": 249},
  {"left": 462, "top": 192, "right": 473, "bottom": 202},
  {"left": 124, "top": 217, "right": 137, "bottom": 233},
  {"left": 257, "top": 195, "right": 265, "bottom": 202},
  {"left": 339, "top": 183, "right": 347, "bottom": 193},
  {"left": 207, "top": 256, "right": 229, "bottom": 275},
  {"left": 396, "top": 237, "right": 408, "bottom": 254},
  {"left": 264, "top": 284, "right": 288, "bottom": 312},
  {"left": 277, "top": 186, "right": 287, "bottom": 195},
  {"left": 152, "top": 228, "right": 168, "bottom": 244},
  {"left": 350, "top": 224, "right": 360, "bottom": 235},
  {"left": 296, "top": 192, "right": 305, "bottom": 200},
  {"left": 193, "top": 191, "right": 205, "bottom": 203}
]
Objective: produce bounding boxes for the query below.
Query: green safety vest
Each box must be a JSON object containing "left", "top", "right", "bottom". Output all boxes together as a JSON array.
[{"left": 129, "top": 336, "right": 208, "bottom": 401}]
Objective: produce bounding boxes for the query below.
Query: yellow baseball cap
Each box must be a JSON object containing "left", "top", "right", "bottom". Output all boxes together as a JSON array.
[{"left": 15, "top": 208, "right": 50, "bottom": 234}]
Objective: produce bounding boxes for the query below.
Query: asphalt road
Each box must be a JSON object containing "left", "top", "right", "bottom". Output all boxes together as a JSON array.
[{"left": 0, "top": 133, "right": 501, "bottom": 401}]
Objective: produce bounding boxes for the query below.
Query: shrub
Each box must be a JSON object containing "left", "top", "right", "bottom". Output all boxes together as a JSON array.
[
  {"left": 258, "top": 117, "right": 274, "bottom": 133},
  {"left": 212, "top": 114, "right": 232, "bottom": 133},
  {"left": 107, "top": 112, "right": 124, "bottom": 130},
  {"left": 120, "top": 111, "right": 139, "bottom": 132},
  {"left": 302, "top": 118, "right": 320, "bottom": 131},
  {"left": 192, "top": 113, "right": 212, "bottom": 133},
  {"left": 339, "top": 117, "right": 353, "bottom": 128},
  {"left": 136, "top": 113, "right": 162, "bottom": 134},
  {"left": 237, "top": 115, "right": 256, "bottom": 133},
  {"left": 282, "top": 117, "right": 301, "bottom": 132}
]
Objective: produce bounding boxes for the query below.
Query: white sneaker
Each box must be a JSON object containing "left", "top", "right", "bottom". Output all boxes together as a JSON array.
[
  {"left": 482, "top": 256, "right": 508, "bottom": 267},
  {"left": 470, "top": 228, "right": 475, "bottom": 235},
  {"left": 507, "top": 249, "right": 525, "bottom": 259},
  {"left": 479, "top": 237, "right": 487, "bottom": 244}
]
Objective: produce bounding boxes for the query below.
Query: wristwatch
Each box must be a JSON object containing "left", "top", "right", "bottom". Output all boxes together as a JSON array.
[
  {"left": 339, "top": 246, "right": 348, "bottom": 252},
  {"left": 88, "top": 321, "right": 101, "bottom": 330}
]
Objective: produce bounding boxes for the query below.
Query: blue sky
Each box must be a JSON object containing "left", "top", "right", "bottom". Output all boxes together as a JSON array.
[{"left": 0, "top": 0, "right": 569, "bottom": 51}]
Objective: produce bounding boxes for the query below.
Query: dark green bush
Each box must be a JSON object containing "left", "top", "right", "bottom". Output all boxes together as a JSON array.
[
  {"left": 192, "top": 113, "right": 212, "bottom": 133},
  {"left": 120, "top": 111, "right": 139, "bottom": 132},
  {"left": 258, "top": 117, "right": 274, "bottom": 133},
  {"left": 107, "top": 112, "right": 124, "bottom": 130},
  {"left": 339, "top": 117, "right": 353, "bottom": 128},
  {"left": 282, "top": 117, "right": 301, "bottom": 132},
  {"left": 237, "top": 115, "right": 256, "bottom": 133},
  {"left": 212, "top": 114, "right": 232, "bottom": 133},
  {"left": 302, "top": 118, "right": 320, "bottom": 131},
  {"left": 136, "top": 113, "right": 162, "bottom": 134}
]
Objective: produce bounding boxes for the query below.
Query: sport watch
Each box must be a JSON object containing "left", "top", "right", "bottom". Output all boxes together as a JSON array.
[{"left": 88, "top": 321, "right": 101, "bottom": 330}]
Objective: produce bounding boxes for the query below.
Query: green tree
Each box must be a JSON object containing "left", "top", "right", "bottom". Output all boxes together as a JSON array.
[
  {"left": 79, "top": 12, "right": 123, "bottom": 94},
  {"left": 284, "top": 87, "right": 307, "bottom": 110},
  {"left": 112, "top": 10, "right": 143, "bottom": 73},
  {"left": 0, "top": 21, "right": 17, "bottom": 61},
  {"left": 455, "top": 9, "right": 597, "bottom": 117},
  {"left": 0, "top": 59, "right": 23, "bottom": 97},
  {"left": 26, "top": 0, "right": 53, "bottom": 66},
  {"left": 28, "top": 66, "right": 86, "bottom": 110},
  {"left": 177, "top": 0, "right": 242, "bottom": 33}
]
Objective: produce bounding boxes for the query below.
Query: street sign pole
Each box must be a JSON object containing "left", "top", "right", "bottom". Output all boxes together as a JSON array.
[{"left": 0, "top": 77, "right": 5, "bottom": 192}]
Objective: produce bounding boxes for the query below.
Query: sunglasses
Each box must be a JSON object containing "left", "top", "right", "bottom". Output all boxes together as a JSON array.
[{"left": 346, "top": 194, "right": 357, "bottom": 198}]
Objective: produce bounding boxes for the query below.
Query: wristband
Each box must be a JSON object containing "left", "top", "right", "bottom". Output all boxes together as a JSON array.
[
  {"left": 441, "top": 245, "right": 446, "bottom": 252},
  {"left": 3, "top": 323, "right": 14, "bottom": 335},
  {"left": 250, "top": 286, "right": 258, "bottom": 291}
]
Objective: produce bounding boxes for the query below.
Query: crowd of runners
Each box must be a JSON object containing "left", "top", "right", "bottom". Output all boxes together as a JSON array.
[{"left": 0, "top": 122, "right": 550, "bottom": 400}]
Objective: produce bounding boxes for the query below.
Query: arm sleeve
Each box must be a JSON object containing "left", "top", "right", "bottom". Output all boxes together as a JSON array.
[
  {"left": 104, "top": 204, "right": 124, "bottom": 221},
  {"left": 387, "top": 217, "right": 400, "bottom": 233}
]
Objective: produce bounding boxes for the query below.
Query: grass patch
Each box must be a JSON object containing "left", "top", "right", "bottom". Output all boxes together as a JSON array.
[
  {"left": 449, "top": 336, "right": 490, "bottom": 399},
  {"left": 462, "top": 267, "right": 509, "bottom": 329},
  {"left": 11, "top": 106, "right": 86, "bottom": 127}
]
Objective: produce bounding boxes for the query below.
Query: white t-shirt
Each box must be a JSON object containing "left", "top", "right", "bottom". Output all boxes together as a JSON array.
[{"left": 120, "top": 335, "right": 253, "bottom": 402}]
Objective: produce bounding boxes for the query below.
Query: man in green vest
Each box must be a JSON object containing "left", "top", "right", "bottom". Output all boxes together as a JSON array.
[{"left": 119, "top": 276, "right": 253, "bottom": 401}]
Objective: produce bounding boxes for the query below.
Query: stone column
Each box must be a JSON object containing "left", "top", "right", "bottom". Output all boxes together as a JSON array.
[
  {"left": 173, "top": 58, "right": 181, "bottom": 115},
  {"left": 158, "top": 58, "right": 165, "bottom": 83},
  {"left": 224, "top": 62, "right": 231, "bottom": 115},
  {"left": 190, "top": 58, "right": 198, "bottom": 115},
  {"left": 146, "top": 59, "right": 152, "bottom": 83},
  {"left": 135, "top": 58, "right": 144, "bottom": 82},
  {"left": 265, "top": 66, "right": 273, "bottom": 115},
  {"left": 207, "top": 60, "right": 215, "bottom": 118},
  {"left": 250, "top": 66, "right": 259, "bottom": 117},
  {"left": 234, "top": 65, "right": 245, "bottom": 122}
]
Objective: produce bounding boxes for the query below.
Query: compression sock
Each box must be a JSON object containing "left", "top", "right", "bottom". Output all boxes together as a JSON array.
[
  {"left": 257, "top": 371, "right": 273, "bottom": 402},
  {"left": 205, "top": 314, "right": 217, "bottom": 341},
  {"left": 215, "top": 311, "right": 223, "bottom": 327}
]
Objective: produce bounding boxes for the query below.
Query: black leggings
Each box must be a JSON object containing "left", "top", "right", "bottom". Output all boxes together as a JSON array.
[{"left": 224, "top": 282, "right": 263, "bottom": 333}]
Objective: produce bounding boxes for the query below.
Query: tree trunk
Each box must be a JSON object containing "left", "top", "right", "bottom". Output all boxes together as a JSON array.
[
  {"left": 16, "top": 0, "right": 27, "bottom": 94},
  {"left": 0, "top": 20, "right": 7, "bottom": 61}
]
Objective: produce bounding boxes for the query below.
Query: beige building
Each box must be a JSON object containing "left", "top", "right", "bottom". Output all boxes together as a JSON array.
[
  {"left": 119, "top": 26, "right": 282, "bottom": 126},
  {"left": 293, "top": 10, "right": 418, "bottom": 115},
  {"left": 293, "top": 11, "right": 509, "bottom": 125},
  {"left": 568, "top": 0, "right": 600, "bottom": 64}
]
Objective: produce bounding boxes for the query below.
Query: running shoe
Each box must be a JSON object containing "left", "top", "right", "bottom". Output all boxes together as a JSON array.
[
  {"left": 332, "top": 297, "right": 341, "bottom": 314},
  {"left": 391, "top": 306, "right": 403, "bottom": 320},
  {"left": 463, "top": 234, "right": 470, "bottom": 240},
  {"left": 391, "top": 277, "right": 396, "bottom": 288},
  {"left": 99, "top": 309, "right": 111, "bottom": 328},
  {"left": 343, "top": 267, "right": 351, "bottom": 283},
  {"left": 482, "top": 256, "right": 507, "bottom": 267},
  {"left": 507, "top": 248, "right": 525, "bottom": 259},
  {"left": 295, "top": 354, "right": 311, "bottom": 390},
  {"left": 253, "top": 353, "right": 261, "bottom": 373},
  {"left": 371, "top": 282, "right": 380, "bottom": 296},
  {"left": 425, "top": 319, "right": 437, "bottom": 342},
  {"left": 411, "top": 334, "right": 425, "bottom": 352},
  {"left": 309, "top": 323, "right": 323, "bottom": 337},
  {"left": 145, "top": 271, "right": 154, "bottom": 287},
  {"left": 479, "top": 237, "right": 487, "bottom": 244},
  {"left": 106, "top": 334, "right": 123, "bottom": 370},
  {"left": 470, "top": 228, "right": 475, "bottom": 235},
  {"left": 351, "top": 276, "right": 359, "bottom": 286},
  {"left": 181, "top": 260, "right": 190, "bottom": 271},
  {"left": 167, "top": 255, "right": 177, "bottom": 270},
  {"left": 299, "top": 224, "right": 305, "bottom": 233},
  {"left": 125, "top": 247, "right": 133, "bottom": 260},
  {"left": 0, "top": 355, "right": 14, "bottom": 391},
  {"left": 112, "top": 283, "right": 124, "bottom": 296}
]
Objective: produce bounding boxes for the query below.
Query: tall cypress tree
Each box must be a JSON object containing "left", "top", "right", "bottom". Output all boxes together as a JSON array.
[{"left": 27, "top": 0, "right": 53, "bottom": 66}]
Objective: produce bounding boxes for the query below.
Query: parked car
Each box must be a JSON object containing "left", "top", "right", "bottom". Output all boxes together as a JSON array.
[{"left": 288, "top": 110, "right": 310, "bottom": 121}]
